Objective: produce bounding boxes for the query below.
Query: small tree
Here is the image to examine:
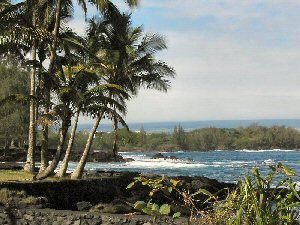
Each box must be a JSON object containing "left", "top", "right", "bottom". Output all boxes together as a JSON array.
[{"left": 173, "top": 124, "right": 188, "bottom": 150}]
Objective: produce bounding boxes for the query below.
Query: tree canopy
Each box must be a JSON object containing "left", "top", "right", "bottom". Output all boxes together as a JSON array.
[{"left": 0, "top": 57, "right": 30, "bottom": 149}]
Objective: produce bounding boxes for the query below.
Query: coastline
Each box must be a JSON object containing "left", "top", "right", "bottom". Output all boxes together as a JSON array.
[{"left": 0, "top": 170, "right": 234, "bottom": 224}]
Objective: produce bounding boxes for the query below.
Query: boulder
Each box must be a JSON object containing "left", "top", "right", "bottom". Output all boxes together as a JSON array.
[
  {"left": 151, "top": 153, "right": 165, "bottom": 159},
  {"left": 89, "top": 202, "right": 132, "bottom": 214},
  {"left": 76, "top": 201, "right": 92, "bottom": 211},
  {"left": 151, "top": 153, "right": 179, "bottom": 160},
  {"left": 123, "top": 158, "right": 135, "bottom": 162},
  {"left": 169, "top": 156, "right": 179, "bottom": 160}
]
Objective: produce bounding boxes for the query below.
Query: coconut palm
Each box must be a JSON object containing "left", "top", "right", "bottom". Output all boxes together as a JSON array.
[
  {"left": 0, "top": 1, "right": 52, "bottom": 172},
  {"left": 35, "top": 60, "right": 128, "bottom": 180},
  {"left": 71, "top": 5, "right": 175, "bottom": 179},
  {"left": 70, "top": 84, "right": 129, "bottom": 179},
  {"left": 0, "top": 0, "right": 139, "bottom": 174},
  {"left": 54, "top": 67, "right": 118, "bottom": 178},
  {"left": 95, "top": 9, "right": 175, "bottom": 155},
  {"left": 35, "top": 32, "right": 93, "bottom": 179},
  {"left": 37, "top": 0, "right": 138, "bottom": 176}
]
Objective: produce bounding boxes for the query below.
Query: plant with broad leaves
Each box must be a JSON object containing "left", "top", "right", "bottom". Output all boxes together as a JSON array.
[
  {"left": 133, "top": 200, "right": 180, "bottom": 224},
  {"left": 127, "top": 174, "right": 216, "bottom": 223}
]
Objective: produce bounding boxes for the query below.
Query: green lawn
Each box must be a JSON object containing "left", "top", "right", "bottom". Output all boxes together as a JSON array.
[{"left": 0, "top": 170, "right": 35, "bottom": 181}]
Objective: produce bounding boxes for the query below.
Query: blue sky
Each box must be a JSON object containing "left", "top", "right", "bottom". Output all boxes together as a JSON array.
[{"left": 69, "top": 0, "right": 300, "bottom": 123}]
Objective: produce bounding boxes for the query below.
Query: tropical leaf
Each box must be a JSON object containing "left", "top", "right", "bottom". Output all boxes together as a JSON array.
[
  {"left": 134, "top": 201, "right": 146, "bottom": 211},
  {"left": 159, "top": 204, "right": 171, "bottom": 215},
  {"left": 173, "top": 212, "right": 181, "bottom": 219}
]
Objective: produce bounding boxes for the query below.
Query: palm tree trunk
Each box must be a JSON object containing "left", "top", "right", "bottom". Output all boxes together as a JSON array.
[
  {"left": 36, "top": 67, "right": 49, "bottom": 173},
  {"left": 39, "top": 125, "right": 49, "bottom": 173},
  {"left": 112, "top": 114, "right": 118, "bottom": 160},
  {"left": 24, "top": 39, "right": 37, "bottom": 173},
  {"left": 36, "top": 121, "right": 69, "bottom": 180},
  {"left": 56, "top": 109, "right": 79, "bottom": 177},
  {"left": 48, "top": 0, "right": 62, "bottom": 70},
  {"left": 71, "top": 112, "right": 103, "bottom": 179},
  {"left": 38, "top": 0, "right": 62, "bottom": 174}
]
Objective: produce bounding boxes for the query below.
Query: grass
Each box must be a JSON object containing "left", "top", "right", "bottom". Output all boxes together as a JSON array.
[
  {"left": 0, "top": 170, "right": 35, "bottom": 181},
  {"left": 0, "top": 170, "right": 73, "bottom": 182}
]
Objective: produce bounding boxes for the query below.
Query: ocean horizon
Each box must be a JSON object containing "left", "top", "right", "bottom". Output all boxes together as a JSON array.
[{"left": 77, "top": 118, "right": 300, "bottom": 133}]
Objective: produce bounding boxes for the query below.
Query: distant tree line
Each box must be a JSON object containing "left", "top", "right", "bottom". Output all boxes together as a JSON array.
[
  {"left": 4, "top": 122, "right": 299, "bottom": 153},
  {"left": 86, "top": 124, "right": 300, "bottom": 151}
]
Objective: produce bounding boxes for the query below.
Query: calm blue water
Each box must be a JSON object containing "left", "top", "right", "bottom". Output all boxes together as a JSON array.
[
  {"left": 67, "top": 150, "right": 300, "bottom": 184},
  {"left": 77, "top": 119, "right": 300, "bottom": 133}
]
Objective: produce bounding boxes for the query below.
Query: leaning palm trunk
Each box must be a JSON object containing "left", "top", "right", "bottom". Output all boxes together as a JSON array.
[
  {"left": 112, "top": 114, "right": 118, "bottom": 160},
  {"left": 71, "top": 112, "right": 104, "bottom": 179},
  {"left": 24, "top": 40, "right": 37, "bottom": 173},
  {"left": 36, "top": 121, "right": 69, "bottom": 180},
  {"left": 56, "top": 109, "right": 80, "bottom": 177}
]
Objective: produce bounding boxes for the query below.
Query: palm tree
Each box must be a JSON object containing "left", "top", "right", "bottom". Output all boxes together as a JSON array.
[
  {"left": 35, "top": 64, "right": 84, "bottom": 179},
  {"left": 96, "top": 9, "right": 175, "bottom": 157},
  {"left": 0, "top": 1, "right": 50, "bottom": 172},
  {"left": 55, "top": 67, "right": 99, "bottom": 178},
  {"left": 37, "top": 0, "right": 139, "bottom": 176},
  {"left": 35, "top": 32, "right": 91, "bottom": 179},
  {"left": 71, "top": 5, "right": 175, "bottom": 179},
  {"left": 69, "top": 85, "right": 128, "bottom": 179},
  {"left": 1, "top": 0, "right": 139, "bottom": 175}
]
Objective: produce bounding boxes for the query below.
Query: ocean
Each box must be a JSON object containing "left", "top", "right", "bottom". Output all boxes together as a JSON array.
[
  {"left": 66, "top": 150, "right": 300, "bottom": 184},
  {"left": 72, "top": 120, "right": 300, "bottom": 185},
  {"left": 77, "top": 119, "right": 300, "bottom": 133}
]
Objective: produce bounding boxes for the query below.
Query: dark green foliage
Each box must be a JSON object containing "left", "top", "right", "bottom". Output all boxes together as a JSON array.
[
  {"left": 188, "top": 127, "right": 238, "bottom": 150},
  {"left": 0, "top": 58, "right": 29, "bottom": 149},
  {"left": 89, "top": 124, "right": 300, "bottom": 151},
  {"left": 210, "top": 163, "right": 300, "bottom": 225},
  {"left": 173, "top": 125, "right": 188, "bottom": 150}
]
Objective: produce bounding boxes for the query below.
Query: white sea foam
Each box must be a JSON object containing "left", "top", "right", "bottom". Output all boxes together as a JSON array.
[
  {"left": 64, "top": 150, "right": 300, "bottom": 184},
  {"left": 296, "top": 182, "right": 300, "bottom": 191},
  {"left": 212, "top": 160, "right": 255, "bottom": 165},
  {"left": 263, "top": 159, "right": 275, "bottom": 165},
  {"left": 126, "top": 159, "right": 207, "bottom": 169},
  {"left": 235, "top": 149, "right": 296, "bottom": 153}
]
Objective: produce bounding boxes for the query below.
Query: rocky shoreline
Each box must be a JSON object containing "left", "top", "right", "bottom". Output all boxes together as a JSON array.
[
  {"left": 0, "top": 148, "right": 131, "bottom": 163},
  {"left": 0, "top": 207, "right": 189, "bottom": 225},
  {"left": 0, "top": 168, "right": 235, "bottom": 224},
  {"left": 0, "top": 148, "right": 235, "bottom": 224}
]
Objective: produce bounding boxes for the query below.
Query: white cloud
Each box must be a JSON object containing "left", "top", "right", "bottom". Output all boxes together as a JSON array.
[
  {"left": 72, "top": 0, "right": 300, "bottom": 123},
  {"left": 124, "top": 29, "right": 300, "bottom": 122}
]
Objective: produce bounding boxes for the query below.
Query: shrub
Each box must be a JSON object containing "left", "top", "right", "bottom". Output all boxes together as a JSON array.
[{"left": 128, "top": 163, "right": 300, "bottom": 225}]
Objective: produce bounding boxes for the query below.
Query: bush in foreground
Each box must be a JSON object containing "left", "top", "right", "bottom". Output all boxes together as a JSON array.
[{"left": 129, "top": 163, "right": 300, "bottom": 225}]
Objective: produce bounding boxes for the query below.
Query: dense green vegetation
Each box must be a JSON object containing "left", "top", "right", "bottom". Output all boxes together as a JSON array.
[
  {"left": 129, "top": 163, "right": 300, "bottom": 224},
  {"left": 38, "top": 124, "right": 300, "bottom": 152},
  {"left": 80, "top": 124, "right": 300, "bottom": 152},
  {"left": 0, "top": 58, "right": 29, "bottom": 149},
  {"left": 0, "top": 0, "right": 174, "bottom": 179}
]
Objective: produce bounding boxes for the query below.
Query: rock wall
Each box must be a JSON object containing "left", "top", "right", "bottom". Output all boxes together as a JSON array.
[
  {"left": 0, "top": 172, "right": 234, "bottom": 212},
  {"left": 0, "top": 208, "right": 187, "bottom": 225},
  {"left": 0, "top": 172, "right": 138, "bottom": 210}
]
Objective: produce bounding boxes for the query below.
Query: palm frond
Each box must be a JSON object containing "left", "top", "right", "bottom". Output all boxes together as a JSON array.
[
  {"left": 137, "top": 33, "right": 167, "bottom": 55},
  {"left": 87, "top": 83, "right": 128, "bottom": 98}
]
